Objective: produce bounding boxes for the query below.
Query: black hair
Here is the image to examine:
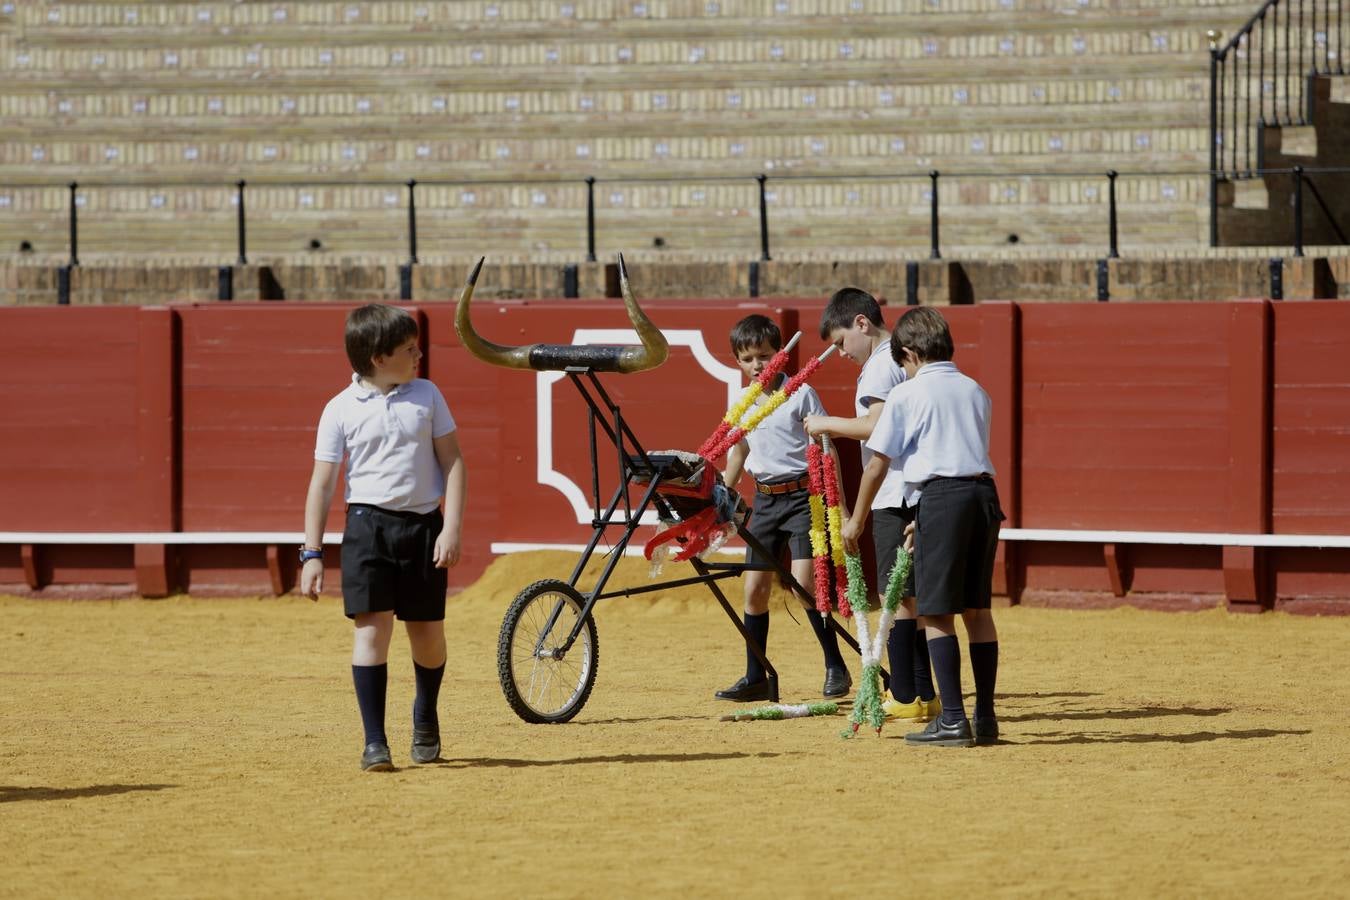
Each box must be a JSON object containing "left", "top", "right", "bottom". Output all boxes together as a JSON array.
[
  {"left": 729, "top": 314, "right": 782, "bottom": 355},
  {"left": 344, "top": 304, "right": 419, "bottom": 376},
  {"left": 819, "top": 287, "right": 884, "bottom": 339},
  {"left": 891, "top": 306, "right": 954, "bottom": 364}
]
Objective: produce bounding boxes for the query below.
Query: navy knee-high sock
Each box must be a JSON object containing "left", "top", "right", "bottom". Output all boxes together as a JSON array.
[
  {"left": 913, "top": 627, "right": 936, "bottom": 702},
  {"left": 413, "top": 660, "right": 445, "bottom": 728},
  {"left": 926, "top": 635, "right": 967, "bottom": 725},
  {"left": 352, "top": 663, "right": 388, "bottom": 746},
  {"left": 744, "top": 612, "right": 769, "bottom": 683},
  {"left": 969, "top": 641, "right": 999, "bottom": 719},
  {"left": 887, "top": 619, "right": 918, "bottom": 703},
  {"left": 809, "top": 610, "right": 846, "bottom": 670}
]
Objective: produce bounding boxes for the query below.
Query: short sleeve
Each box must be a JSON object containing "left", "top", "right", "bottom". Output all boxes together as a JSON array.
[
  {"left": 314, "top": 397, "right": 345, "bottom": 463},
  {"left": 430, "top": 383, "right": 457, "bottom": 438},
  {"left": 865, "top": 389, "right": 908, "bottom": 461},
  {"left": 799, "top": 385, "right": 827, "bottom": 418},
  {"left": 857, "top": 355, "right": 904, "bottom": 411}
]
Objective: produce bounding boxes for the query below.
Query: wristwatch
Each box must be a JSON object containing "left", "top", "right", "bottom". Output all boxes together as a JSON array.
[{"left": 299, "top": 547, "right": 324, "bottom": 564}]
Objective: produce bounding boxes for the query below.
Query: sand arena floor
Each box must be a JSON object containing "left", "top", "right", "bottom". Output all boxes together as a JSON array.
[{"left": 3, "top": 550, "right": 1350, "bottom": 898}]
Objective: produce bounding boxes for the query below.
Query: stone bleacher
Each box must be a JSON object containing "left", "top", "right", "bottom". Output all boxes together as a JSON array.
[{"left": 0, "top": 0, "right": 1266, "bottom": 265}]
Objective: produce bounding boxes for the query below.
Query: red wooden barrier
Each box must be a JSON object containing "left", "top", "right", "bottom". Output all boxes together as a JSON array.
[{"left": 3, "top": 298, "right": 1349, "bottom": 614}]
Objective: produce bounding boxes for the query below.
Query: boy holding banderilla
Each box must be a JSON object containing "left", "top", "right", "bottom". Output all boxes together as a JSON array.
[
  {"left": 716, "top": 314, "right": 852, "bottom": 702},
  {"left": 804, "top": 287, "right": 940, "bottom": 724},
  {"left": 841, "top": 307, "right": 1004, "bottom": 748},
  {"left": 300, "top": 304, "right": 468, "bottom": 772}
]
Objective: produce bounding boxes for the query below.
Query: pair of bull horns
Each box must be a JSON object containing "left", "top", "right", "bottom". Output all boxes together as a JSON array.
[{"left": 454, "top": 254, "right": 669, "bottom": 374}]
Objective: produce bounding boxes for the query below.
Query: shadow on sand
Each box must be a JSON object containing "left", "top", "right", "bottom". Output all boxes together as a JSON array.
[
  {"left": 0, "top": 783, "right": 175, "bottom": 804},
  {"left": 436, "top": 751, "right": 783, "bottom": 769}
]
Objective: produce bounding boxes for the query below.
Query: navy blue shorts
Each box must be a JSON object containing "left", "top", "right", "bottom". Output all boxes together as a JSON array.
[
  {"left": 341, "top": 504, "right": 447, "bottom": 621},
  {"left": 873, "top": 503, "right": 916, "bottom": 602},
  {"left": 913, "top": 478, "right": 1004, "bottom": 618},
  {"left": 745, "top": 485, "right": 813, "bottom": 566}
]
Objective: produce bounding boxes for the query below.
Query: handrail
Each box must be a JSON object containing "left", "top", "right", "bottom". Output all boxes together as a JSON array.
[{"left": 3, "top": 166, "right": 1347, "bottom": 280}]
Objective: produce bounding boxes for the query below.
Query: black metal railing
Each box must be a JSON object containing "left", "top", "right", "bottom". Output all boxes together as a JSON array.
[
  {"left": 5, "top": 166, "right": 1346, "bottom": 295},
  {"left": 1209, "top": 0, "right": 1347, "bottom": 242},
  {"left": 3, "top": 169, "right": 1205, "bottom": 270}
]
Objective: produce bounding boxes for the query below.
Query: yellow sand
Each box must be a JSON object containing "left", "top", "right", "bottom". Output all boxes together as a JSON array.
[{"left": 3, "top": 551, "right": 1349, "bottom": 898}]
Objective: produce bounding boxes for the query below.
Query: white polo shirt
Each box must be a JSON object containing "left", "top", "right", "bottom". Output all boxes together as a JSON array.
[
  {"left": 743, "top": 378, "right": 826, "bottom": 481},
  {"left": 855, "top": 342, "right": 907, "bottom": 511},
  {"left": 865, "top": 361, "right": 994, "bottom": 507},
  {"left": 315, "top": 374, "right": 457, "bottom": 514}
]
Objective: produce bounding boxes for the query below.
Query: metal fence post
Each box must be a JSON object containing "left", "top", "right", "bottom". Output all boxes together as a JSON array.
[
  {"left": 406, "top": 179, "right": 418, "bottom": 265},
  {"left": 757, "top": 174, "right": 771, "bottom": 261},
  {"left": 1208, "top": 31, "right": 1221, "bottom": 247},
  {"left": 585, "top": 176, "right": 597, "bottom": 262},
  {"left": 1107, "top": 170, "right": 1120, "bottom": 259},
  {"left": 236, "top": 180, "right": 248, "bottom": 265},
  {"left": 67, "top": 181, "right": 79, "bottom": 267},
  {"left": 1293, "top": 165, "right": 1304, "bottom": 257},
  {"left": 928, "top": 170, "right": 941, "bottom": 260}
]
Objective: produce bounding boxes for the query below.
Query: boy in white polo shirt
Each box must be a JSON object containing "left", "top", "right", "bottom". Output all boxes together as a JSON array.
[
  {"left": 716, "top": 314, "right": 851, "bottom": 702},
  {"left": 843, "top": 307, "right": 1004, "bottom": 748},
  {"left": 804, "top": 288, "right": 939, "bottom": 724},
  {"left": 300, "top": 304, "right": 467, "bottom": 772}
]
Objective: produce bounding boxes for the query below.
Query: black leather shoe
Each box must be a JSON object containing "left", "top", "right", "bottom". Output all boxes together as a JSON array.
[
  {"left": 411, "top": 723, "right": 441, "bottom": 764},
  {"left": 973, "top": 716, "right": 1000, "bottom": 746},
  {"left": 361, "top": 741, "right": 395, "bottom": 772},
  {"left": 714, "top": 676, "right": 772, "bottom": 702},
  {"left": 904, "top": 716, "right": 976, "bottom": 748},
  {"left": 822, "top": 667, "right": 852, "bottom": 698}
]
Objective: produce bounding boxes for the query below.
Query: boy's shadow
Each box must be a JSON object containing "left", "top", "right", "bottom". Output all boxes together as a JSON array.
[
  {"left": 1011, "top": 727, "right": 1311, "bottom": 746},
  {"left": 0, "top": 783, "right": 175, "bottom": 804},
  {"left": 431, "top": 750, "right": 783, "bottom": 769},
  {"left": 999, "top": 705, "right": 1230, "bottom": 724}
]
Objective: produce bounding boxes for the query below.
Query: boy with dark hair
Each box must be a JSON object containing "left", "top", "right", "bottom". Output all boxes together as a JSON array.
[
  {"left": 300, "top": 303, "right": 467, "bottom": 771},
  {"left": 842, "top": 306, "right": 1003, "bottom": 748},
  {"left": 805, "top": 287, "right": 939, "bottom": 723},
  {"left": 716, "top": 313, "right": 851, "bottom": 702}
]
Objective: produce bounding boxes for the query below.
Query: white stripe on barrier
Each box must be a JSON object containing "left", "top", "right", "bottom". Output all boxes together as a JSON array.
[
  {"left": 0, "top": 532, "right": 343, "bottom": 545},
  {"left": 489, "top": 541, "right": 745, "bottom": 558},
  {"left": 998, "top": 528, "right": 1350, "bottom": 548},
  {"left": 2, "top": 531, "right": 1348, "bottom": 550}
]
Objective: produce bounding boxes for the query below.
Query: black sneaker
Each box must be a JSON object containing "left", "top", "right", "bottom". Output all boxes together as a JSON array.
[
  {"left": 973, "top": 716, "right": 1000, "bottom": 746},
  {"left": 822, "top": 667, "right": 852, "bottom": 698},
  {"left": 361, "top": 741, "right": 395, "bottom": 772},
  {"left": 714, "top": 676, "right": 772, "bottom": 702},
  {"left": 411, "top": 724, "right": 441, "bottom": 764},
  {"left": 904, "top": 716, "right": 976, "bottom": 748}
]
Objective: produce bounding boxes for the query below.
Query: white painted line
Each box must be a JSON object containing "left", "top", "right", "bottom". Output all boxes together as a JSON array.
[
  {"left": 0, "top": 532, "right": 344, "bottom": 545},
  {"left": 999, "top": 528, "right": 1350, "bottom": 548},
  {"left": 491, "top": 541, "right": 746, "bottom": 558}
]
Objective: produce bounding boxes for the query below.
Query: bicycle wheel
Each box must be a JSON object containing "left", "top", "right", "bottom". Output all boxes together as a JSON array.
[{"left": 497, "top": 579, "right": 599, "bottom": 724}]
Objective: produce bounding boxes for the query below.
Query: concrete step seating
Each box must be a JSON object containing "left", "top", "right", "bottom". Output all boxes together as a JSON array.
[{"left": 0, "top": 0, "right": 1268, "bottom": 259}]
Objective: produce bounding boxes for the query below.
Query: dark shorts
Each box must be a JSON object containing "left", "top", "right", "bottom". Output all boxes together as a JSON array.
[
  {"left": 913, "top": 478, "right": 1004, "bottom": 618},
  {"left": 745, "top": 483, "right": 813, "bottom": 566},
  {"left": 873, "top": 504, "right": 916, "bottom": 601},
  {"left": 341, "top": 504, "right": 448, "bottom": 621}
]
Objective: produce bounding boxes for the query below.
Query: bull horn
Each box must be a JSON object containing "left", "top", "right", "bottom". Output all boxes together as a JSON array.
[{"left": 454, "top": 253, "right": 669, "bottom": 374}]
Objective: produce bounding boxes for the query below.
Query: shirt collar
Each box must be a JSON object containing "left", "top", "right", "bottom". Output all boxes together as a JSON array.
[
  {"left": 350, "top": 373, "right": 409, "bottom": 400},
  {"left": 860, "top": 342, "right": 892, "bottom": 376},
  {"left": 914, "top": 361, "right": 957, "bottom": 378}
]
